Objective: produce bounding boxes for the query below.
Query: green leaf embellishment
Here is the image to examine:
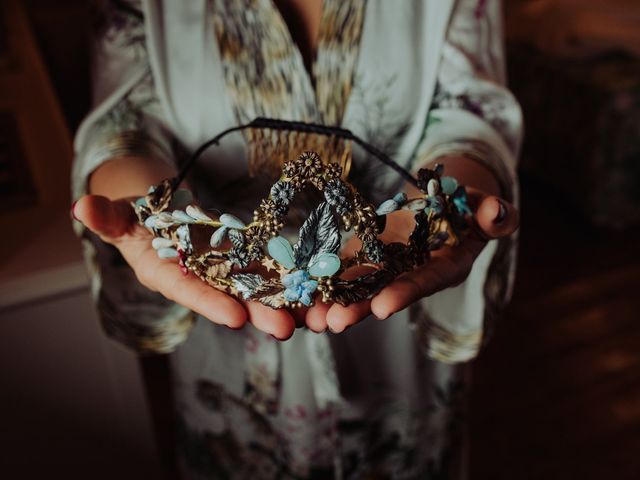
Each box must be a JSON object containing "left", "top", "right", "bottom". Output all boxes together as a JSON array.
[
  {"left": 267, "top": 236, "right": 296, "bottom": 270},
  {"left": 307, "top": 253, "right": 341, "bottom": 278}
]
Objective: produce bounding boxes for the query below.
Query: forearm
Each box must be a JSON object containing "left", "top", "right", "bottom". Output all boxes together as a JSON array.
[{"left": 88, "top": 156, "right": 177, "bottom": 200}]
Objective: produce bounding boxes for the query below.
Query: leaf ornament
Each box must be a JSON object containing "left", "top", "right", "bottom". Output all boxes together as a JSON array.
[
  {"left": 133, "top": 146, "right": 473, "bottom": 309},
  {"left": 231, "top": 273, "right": 285, "bottom": 308},
  {"left": 294, "top": 202, "right": 341, "bottom": 268},
  {"left": 267, "top": 236, "right": 296, "bottom": 270}
]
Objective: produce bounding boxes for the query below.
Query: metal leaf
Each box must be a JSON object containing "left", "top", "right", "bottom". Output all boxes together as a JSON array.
[
  {"left": 294, "top": 202, "right": 341, "bottom": 268},
  {"left": 207, "top": 260, "right": 232, "bottom": 279},
  {"left": 231, "top": 273, "right": 283, "bottom": 301},
  {"left": 330, "top": 270, "right": 395, "bottom": 306},
  {"left": 227, "top": 229, "right": 246, "bottom": 249},
  {"left": 256, "top": 291, "right": 287, "bottom": 309}
]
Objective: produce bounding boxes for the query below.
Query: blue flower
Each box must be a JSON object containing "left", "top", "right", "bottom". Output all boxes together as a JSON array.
[
  {"left": 282, "top": 270, "right": 318, "bottom": 306},
  {"left": 425, "top": 196, "right": 445, "bottom": 215},
  {"left": 452, "top": 187, "right": 472, "bottom": 215}
]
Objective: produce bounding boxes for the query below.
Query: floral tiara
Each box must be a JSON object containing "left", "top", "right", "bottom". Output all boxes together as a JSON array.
[{"left": 133, "top": 118, "right": 473, "bottom": 308}]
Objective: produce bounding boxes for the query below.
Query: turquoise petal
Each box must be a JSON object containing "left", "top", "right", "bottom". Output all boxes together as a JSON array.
[
  {"left": 185, "top": 205, "right": 212, "bottom": 222},
  {"left": 376, "top": 199, "right": 399, "bottom": 216},
  {"left": 299, "top": 290, "right": 313, "bottom": 306},
  {"left": 282, "top": 273, "right": 297, "bottom": 288},
  {"left": 210, "top": 226, "right": 229, "bottom": 247},
  {"left": 152, "top": 237, "right": 173, "bottom": 250},
  {"left": 283, "top": 288, "right": 299, "bottom": 302},
  {"left": 157, "top": 247, "right": 179, "bottom": 259},
  {"left": 134, "top": 197, "right": 147, "bottom": 207},
  {"left": 220, "top": 213, "right": 246, "bottom": 229},
  {"left": 302, "top": 280, "right": 318, "bottom": 291},
  {"left": 406, "top": 198, "right": 427, "bottom": 211},
  {"left": 441, "top": 176, "right": 459, "bottom": 195},
  {"left": 144, "top": 215, "right": 158, "bottom": 229},
  {"left": 267, "top": 236, "right": 296, "bottom": 270},
  {"left": 427, "top": 179, "right": 440, "bottom": 197},
  {"left": 172, "top": 210, "right": 195, "bottom": 224},
  {"left": 308, "top": 253, "right": 341, "bottom": 277},
  {"left": 392, "top": 192, "right": 407, "bottom": 204}
]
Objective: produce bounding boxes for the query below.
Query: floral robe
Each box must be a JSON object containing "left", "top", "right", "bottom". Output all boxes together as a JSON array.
[{"left": 73, "top": 1, "right": 522, "bottom": 478}]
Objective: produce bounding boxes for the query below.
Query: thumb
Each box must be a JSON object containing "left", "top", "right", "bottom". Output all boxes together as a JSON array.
[
  {"left": 475, "top": 195, "right": 519, "bottom": 239},
  {"left": 72, "top": 195, "right": 138, "bottom": 240}
]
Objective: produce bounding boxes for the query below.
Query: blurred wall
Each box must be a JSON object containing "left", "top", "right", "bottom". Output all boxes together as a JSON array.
[{"left": 24, "top": 0, "right": 91, "bottom": 130}]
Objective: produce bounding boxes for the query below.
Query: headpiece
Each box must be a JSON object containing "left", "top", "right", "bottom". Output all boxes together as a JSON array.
[{"left": 134, "top": 118, "right": 473, "bottom": 308}]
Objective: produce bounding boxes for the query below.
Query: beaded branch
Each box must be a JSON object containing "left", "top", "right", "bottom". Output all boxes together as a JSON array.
[{"left": 133, "top": 118, "right": 473, "bottom": 308}]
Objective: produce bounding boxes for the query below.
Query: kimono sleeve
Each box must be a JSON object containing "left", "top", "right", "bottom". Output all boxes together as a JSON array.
[
  {"left": 72, "top": 0, "right": 194, "bottom": 354},
  {"left": 410, "top": 0, "right": 523, "bottom": 362}
]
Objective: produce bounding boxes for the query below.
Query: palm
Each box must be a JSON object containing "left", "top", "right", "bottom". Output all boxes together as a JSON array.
[
  {"left": 304, "top": 188, "right": 517, "bottom": 333},
  {"left": 74, "top": 195, "right": 298, "bottom": 339}
]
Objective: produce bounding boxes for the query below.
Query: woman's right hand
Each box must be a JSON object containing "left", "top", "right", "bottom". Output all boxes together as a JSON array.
[{"left": 73, "top": 195, "right": 297, "bottom": 339}]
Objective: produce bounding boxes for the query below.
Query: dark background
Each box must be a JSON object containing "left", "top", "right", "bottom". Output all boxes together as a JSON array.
[{"left": 9, "top": 0, "right": 640, "bottom": 478}]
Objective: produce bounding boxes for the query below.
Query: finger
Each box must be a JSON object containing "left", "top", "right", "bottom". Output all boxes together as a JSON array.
[
  {"left": 371, "top": 255, "right": 457, "bottom": 319},
  {"left": 73, "top": 195, "right": 137, "bottom": 240},
  {"left": 138, "top": 249, "right": 247, "bottom": 328},
  {"left": 326, "top": 299, "right": 371, "bottom": 333},
  {"left": 305, "top": 301, "right": 331, "bottom": 333},
  {"left": 244, "top": 301, "right": 296, "bottom": 340},
  {"left": 475, "top": 195, "right": 519, "bottom": 239}
]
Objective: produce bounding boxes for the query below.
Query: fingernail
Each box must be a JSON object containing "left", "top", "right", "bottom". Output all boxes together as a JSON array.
[
  {"left": 70, "top": 200, "right": 79, "bottom": 221},
  {"left": 493, "top": 199, "right": 507, "bottom": 225},
  {"left": 271, "top": 332, "right": 294, "bottom": 341}
]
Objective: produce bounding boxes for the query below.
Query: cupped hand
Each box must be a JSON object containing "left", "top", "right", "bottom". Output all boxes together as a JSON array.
[
  {"left": 304, "top": 188, "right": 519, "bottom": 334},
  {"left": 73, "top": 195, "right": 297, "bottom": 339}
]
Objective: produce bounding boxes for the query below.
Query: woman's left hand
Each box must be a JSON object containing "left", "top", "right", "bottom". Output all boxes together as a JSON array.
[{"left": 303, "top": 157, "right": 520, "bottom": 334}]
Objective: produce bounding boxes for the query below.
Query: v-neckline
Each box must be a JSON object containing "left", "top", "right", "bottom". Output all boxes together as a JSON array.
[
  {"left": 266, "top": 0, "right": 334, "bottom": 113},
  {"left": 269, "top": 0, "right": 324, "bottom": 82},
  {"left": 211, "top": 0, "right": 366, "bottom": 126}
]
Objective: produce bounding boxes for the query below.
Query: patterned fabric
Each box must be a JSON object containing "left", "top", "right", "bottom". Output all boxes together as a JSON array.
[
  {"left": 73, "top": 0, "right": 522, "bottom": 478},
  {"left": 212, "top": 0, "right": 364, "bottom": 176}
]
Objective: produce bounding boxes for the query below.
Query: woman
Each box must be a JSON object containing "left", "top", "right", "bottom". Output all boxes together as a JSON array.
[{"left": 73, "top": 0, "right": 521, "bottom": 478}]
